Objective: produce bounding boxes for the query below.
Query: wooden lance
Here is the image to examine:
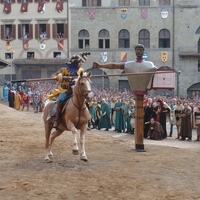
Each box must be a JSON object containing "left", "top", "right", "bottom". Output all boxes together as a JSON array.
[{"left": 11, "top": 70, "right": 171, "bottom": 83}]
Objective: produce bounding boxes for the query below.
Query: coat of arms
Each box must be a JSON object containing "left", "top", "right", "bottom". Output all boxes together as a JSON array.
[
  {"left": 161, "top": 8, "right": 168, "bottom": 19},
  {"left": 120, "top": 8, "right": 127, "bottom": 19},
  {"left": 101, "top": 52, "right": 107, "bottom": 63},
  {"left": 161, "top": 52, "right": 168, "bottom": 62}
]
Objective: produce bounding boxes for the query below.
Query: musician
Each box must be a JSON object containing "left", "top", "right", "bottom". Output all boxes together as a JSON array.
[
  {"left": 48, "top": 53, "right": 89, "bottom": 129},
  {"left": 179, "top": 102, "right": 192, "bottom": 141},
  {"left": 193, "top": 101, "right": 200, "bottom": 141},
  {"left": 173, "top": 99, "right": 184, "bottom": 139}
]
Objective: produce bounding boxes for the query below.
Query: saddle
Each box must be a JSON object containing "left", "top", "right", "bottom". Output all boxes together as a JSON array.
[{"left": 46, "top": 98, "right": 70, "bottom": 122}]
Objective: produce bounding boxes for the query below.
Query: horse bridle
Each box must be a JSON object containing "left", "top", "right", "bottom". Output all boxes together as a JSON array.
[{"left": 72, "top": 76, "right": 91, "bottom": 111}]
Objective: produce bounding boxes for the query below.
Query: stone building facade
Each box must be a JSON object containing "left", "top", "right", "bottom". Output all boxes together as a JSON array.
[
  {"left": 69, "top": 0, "right": 200, "bottom": 98},
  {"left": 1, "top": 0, "right": 200, "bottom": 98}
]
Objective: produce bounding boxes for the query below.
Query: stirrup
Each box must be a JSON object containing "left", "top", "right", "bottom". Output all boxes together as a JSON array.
[{"left": 53, "top": 120, "right": 59, "bottom": 129}]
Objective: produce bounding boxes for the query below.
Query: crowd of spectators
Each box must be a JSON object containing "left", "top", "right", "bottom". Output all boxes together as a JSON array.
[{"left": 5, "top": 80, "right": 200, "bottom": 142}]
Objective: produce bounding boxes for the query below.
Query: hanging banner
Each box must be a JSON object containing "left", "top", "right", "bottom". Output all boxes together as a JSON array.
[
  {"left": 161, "top": 8, "right": 168, "bottom": 19},
  {"left": 56, "top": 1, "right": 63, "bottom": 13},
  {"left": 89, "top": 9, "right": 95, "bottom": 19},
  {"left": 38, "top": 2, "right": 45, "bottom": 13},
  {"left": 4, "top": 2, "right": 11, "bottom": 14},
  {"left": 58, "top": 39, "right": 64, "bottom": 50},
  {"left": 120, "top": 52, "right": 127, "bottom": 62},
  {"left": 23, "top": 39, "right": 29, "bottom": 50},
  {"left": 120, "top": 8, "right": 128, "bottom": 19},
  {"left": 141, "top": 8, "right": 148, "bottom": 19},
  {"left": 21, "top": 2, "right": 28, "bottom": 13}
]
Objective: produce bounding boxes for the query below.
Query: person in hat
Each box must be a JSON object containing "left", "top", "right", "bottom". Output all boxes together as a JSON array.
[{"left": 49, "top": 53, "right": 90, "bottom": 129}]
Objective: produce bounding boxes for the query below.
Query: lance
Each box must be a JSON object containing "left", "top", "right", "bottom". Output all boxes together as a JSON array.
[{"left": 11, "top": 70, "right": 173, "bottom": 83}]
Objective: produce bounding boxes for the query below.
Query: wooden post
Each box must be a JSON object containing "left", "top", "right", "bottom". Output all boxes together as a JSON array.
[{"left": 135, "top": 94, "right": 146, "bottom": 152}]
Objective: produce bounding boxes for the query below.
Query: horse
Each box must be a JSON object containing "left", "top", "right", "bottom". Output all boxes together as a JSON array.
[{"left": 43, "top": 71, "right": 92, "bottom": 162}]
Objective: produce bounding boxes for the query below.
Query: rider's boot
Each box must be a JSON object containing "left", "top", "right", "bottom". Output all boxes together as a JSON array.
[{"left": 53, "top": 101, "right": 61, "bottom": 129}]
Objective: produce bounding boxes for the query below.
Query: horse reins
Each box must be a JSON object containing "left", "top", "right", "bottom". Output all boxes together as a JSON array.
[{"left": 72, "top": 76, "right": 91, "bottom": 128}]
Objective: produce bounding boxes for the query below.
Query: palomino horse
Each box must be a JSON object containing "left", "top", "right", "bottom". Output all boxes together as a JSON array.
[{"left": 43, "top": 71, "right": 92, "bottom": 162}]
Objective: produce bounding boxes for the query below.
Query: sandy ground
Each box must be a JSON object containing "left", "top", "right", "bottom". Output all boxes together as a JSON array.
[{"left": 0, "top": 101, "right": 200, "bottom": 200}]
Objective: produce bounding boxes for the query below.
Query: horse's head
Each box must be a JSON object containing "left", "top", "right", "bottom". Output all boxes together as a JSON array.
[{"left": 75, "top": 71, "right": 92, "bottom": 98}]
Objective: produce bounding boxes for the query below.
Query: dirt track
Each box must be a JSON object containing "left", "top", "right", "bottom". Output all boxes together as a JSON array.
[{"left": 0, "top": 102, "right": 200, "bottom": 200}]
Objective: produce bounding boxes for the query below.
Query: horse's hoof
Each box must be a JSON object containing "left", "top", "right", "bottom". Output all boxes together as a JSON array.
[
  {"left": 72, "top": 149, "right": 79, "bottom": 155},
  {"left": 81, "top": 156, "right": 88, "bottom": 162},
  {"left": 44, "top": 158, "right": 53, "bottom": 163}
]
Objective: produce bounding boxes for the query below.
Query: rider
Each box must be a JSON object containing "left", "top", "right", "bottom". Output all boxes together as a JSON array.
[{"left": 50, "top": 53, "right": 90, "bottom": 129}]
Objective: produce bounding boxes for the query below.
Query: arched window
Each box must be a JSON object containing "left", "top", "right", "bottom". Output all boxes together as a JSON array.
[
  {"left": 139, "top": 0, "right": 150, "bottom": 6},
  {"left": 159, "top": 0, "right": 170, "bottom": 6},
  {"left": 119, "top": 0, "right": 130, "bottom": 6},
  {"left": 138, "top": 29, "right": 150, "bottom": 48},
  {"left": 78, "top": 29, "right": 89, "bottom": 49},
  {"left": 118, "top": 29, "right": 130, "bottom": 48},
  {"left": 159, "top": 29, "right": 170, "bottom": 48},
  {"left": 98, "top": 29, "right": 110, "bottom": 49}
]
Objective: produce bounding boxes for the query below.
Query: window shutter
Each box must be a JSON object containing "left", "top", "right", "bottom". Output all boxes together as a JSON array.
[
  {"left": 29, "top": 24, "right": 33, "bottom": 39},
  {"left": 35, "top": 24, "right": 39, "bottom": 39},
  {"left": 12, "top": 24, "right": 16, "bottom": 39},
  {"left": 1, "top": 25, "right": 5, "bottom": 40},
  {"left": 46, "top": 24, "right": 50, "bottom": 39},
  {"left": 18, "top": 24, "right": 22, "bottom": 39},
  {"left": 52, "top": 24, "right": 57, "bottom": 38},
  {"left": 63, "top": 23, "right": 68, "bottom": 39}
]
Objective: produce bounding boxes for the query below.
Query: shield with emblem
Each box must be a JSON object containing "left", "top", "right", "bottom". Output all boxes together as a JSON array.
[
  {"left": 141, "top": 8, "right": 148, "bottom": 19},
  {"left": 89, "top": 9, "right": 95, "bottom": 19},
  {"left": 120, "top": 8, "right": 128, "bottom": 19},
  {"left": 161, "top": 52, "right": 168, "bottom": 62},
  {"left": 120, "top": 52, "right": 127, "bottom": 62},
  {"left": 161, "top": 8, "right": 168, "bottom": 19},
  {"left": 100, "top": 52, "right": 107, "bottom": 63},
  {"left": 40, "top": 40, "right": 46, "bottom": 50},
  {"left": 6, "top": 41, "right": 12, "bottom": 51}
]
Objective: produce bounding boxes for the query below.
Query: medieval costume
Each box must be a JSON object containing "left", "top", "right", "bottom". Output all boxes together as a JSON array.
[
  {"left": 172, "top": 99, "right": 184, "bottom": 139},
  {"left": 48, "top": 53, "right": 89, "bottom": 128},
  {"left": 144, "top": 98, "right": 156, "bottom": 138},
  {"left": 14, "top": 91, "right": 21, "bottom": 110},
  {"left": 193, "top": 101, "right": 200, "bottom": 141},
  {"left": 128, "top": 102, "right": 135, "bottom": 134},
  {"left": 147, "top": 119, "right": 164, "bottom": 140},
  {"left": 154, "top": 99, "right": 168, "bottom": 139},
  {"left": 33, "top": 91, "right": 40, "bottom": 113},
  {"left": 98, "top": 99, "right": 111, "bottom": 131},
  {"left": 168, "top": 98, "right": 176, "bottom": 137},
  {"left": 21, "top": 92, "right": 30, "bottom": 111},
  {"left": 180, "top": 102, "right": 192, "bottom": 141},
  {"left": 8, "top": 88, "right": 15, "bottom": 108},
  {"left": 114, "top": 98, "right": 125, "bottom": 133}
]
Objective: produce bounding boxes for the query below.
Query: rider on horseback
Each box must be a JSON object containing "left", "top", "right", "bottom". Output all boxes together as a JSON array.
[{"left": 49, "top": 53, "right": 90, "bottom": 129}]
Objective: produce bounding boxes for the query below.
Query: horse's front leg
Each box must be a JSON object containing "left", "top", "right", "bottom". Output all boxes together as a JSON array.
[
  {"left": 79, "top": 125, "right": 88, "bottom": 162},
  {"left": 71, "top": 127, "right": 79, "bottom": 155}
]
